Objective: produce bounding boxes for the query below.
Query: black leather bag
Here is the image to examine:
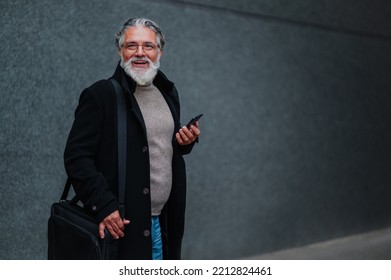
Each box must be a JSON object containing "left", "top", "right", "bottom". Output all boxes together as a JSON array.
[
  {"left": 47, "top": 79, "right": 126, "bottom": 259},
  {"left": 47, "top": 184, "right": 113, "bottom": 259}
]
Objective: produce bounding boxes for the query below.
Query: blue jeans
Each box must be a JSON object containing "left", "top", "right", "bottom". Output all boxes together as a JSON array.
[{"left": 151, "top": 216, "right": 163, "bottom": 260}]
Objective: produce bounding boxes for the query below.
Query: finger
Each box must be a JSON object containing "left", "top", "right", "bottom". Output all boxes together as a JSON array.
[
  {"left": 176, "top": 132, "right": 184, "bottom": 145},
  {"left": 186, "top": 127, "right": 200, "bottom": 142},
  {"left": 179, "top": 133, "right": 190, "bottom": 144},
  {"left": 110, "top": 221, "right": 124, "bottom": 238},
  {"left": 189, "top": 125, "right": 200, "bottom": 136},
  {"left": 107, "top": 224, "right": 120, "bottom": 239},
  {"left": 98, "top": 222, "right": 106, "bottom": 239},
  {"left": 117, "top": 219, "right": 130, "bottom": 237},
  {"left": 115, "top": 218, "right": 125, "bottom": 231},
  {"left": 103, "top": 218, "right": 120, "bottom": 239},
  {"left": 179, "top": 128, "right": 191, "bottom": 143},
  {"left": 183, "top": 127, "right": 199, "bottom": 143},
  {"left": 178, "top": 130, "right": 190, "bottom": 144},
  {"left": 194, "top": 121, "right": 200, "bottom": 128},
  {"left": 181, "top": 126, "right": 192, "bottom": 137}
]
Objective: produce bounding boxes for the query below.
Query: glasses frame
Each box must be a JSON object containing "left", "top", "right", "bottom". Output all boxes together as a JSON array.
[{"left": 121, "top": 41, "right": 159, "bottom": 52}]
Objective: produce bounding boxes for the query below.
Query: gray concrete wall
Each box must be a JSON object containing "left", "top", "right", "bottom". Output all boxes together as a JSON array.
[{"left": 1, "top": 0, "right": 391, "bottom": 259}]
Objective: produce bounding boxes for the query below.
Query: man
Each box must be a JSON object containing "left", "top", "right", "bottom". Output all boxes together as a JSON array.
[{"left": 64, "top": 18, "right": 200, "bottom": 260}]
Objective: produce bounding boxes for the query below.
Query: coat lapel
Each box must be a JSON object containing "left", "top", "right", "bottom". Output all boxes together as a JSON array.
[{"left": 118, "top": 67, "right": 148, "bottom": 138}]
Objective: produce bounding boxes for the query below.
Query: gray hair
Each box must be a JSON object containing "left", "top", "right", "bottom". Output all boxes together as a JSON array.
[{"left": 115, "top": 18, "right": 165, "bottom": 50}]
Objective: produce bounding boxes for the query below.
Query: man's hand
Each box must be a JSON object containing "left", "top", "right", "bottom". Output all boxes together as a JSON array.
[
  {"left": 176, "top": 122, "right": 200, "bottom": 145},
  {"left": 99, "top": 210, "right": 130, "bottom": 239}
]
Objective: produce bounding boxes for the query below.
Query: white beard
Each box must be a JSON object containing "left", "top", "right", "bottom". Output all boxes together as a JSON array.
[{"left": 120, "top": 54, "right": 160, "bottom": 86}]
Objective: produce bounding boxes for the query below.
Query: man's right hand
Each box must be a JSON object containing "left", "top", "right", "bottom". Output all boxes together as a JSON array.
[{"left": 98, "top": 210, "right": 130, "bottom": 239}]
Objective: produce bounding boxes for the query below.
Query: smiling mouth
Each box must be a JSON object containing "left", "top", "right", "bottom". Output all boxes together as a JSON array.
[{"left": 132, "top": 60, "right": 149, "bottom": 68}]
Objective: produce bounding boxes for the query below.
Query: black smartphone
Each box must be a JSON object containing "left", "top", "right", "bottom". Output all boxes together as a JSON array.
[{"left": 186, "top": 114, "right": 203, "bottom": 128}]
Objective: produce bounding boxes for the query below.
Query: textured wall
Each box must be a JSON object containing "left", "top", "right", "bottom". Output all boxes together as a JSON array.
[{"left": 1, "top": 0, "right": 391, "bottom": 259}]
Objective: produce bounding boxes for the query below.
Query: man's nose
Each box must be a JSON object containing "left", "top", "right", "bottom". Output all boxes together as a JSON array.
[{"left": 135, "top": 45, "right": 145, "bottom": 56}]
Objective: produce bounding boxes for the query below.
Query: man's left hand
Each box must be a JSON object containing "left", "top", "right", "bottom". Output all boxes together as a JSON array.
[{"left": 176, "top": 122, "right": 200, "bottom": 145}]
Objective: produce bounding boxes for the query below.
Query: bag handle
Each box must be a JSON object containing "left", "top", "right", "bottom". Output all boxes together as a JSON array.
[
  {"left": 60, "top": 178, "right": 72, "bottom": 201},
  {"left": 62, "top": 78, "right": 127, "bottom": 217}
]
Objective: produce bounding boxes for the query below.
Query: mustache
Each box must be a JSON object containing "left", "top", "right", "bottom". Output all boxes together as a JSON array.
[{"left": 129, "top": 56, "right": 152, "bottom": 63}]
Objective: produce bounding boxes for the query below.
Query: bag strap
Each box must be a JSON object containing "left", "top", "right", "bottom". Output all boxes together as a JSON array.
[
  {"left": 60, "top": 178, "right": 72, "bottom": 201},
  {"left": 62, "top": 78, "right": 127, "bottom": 218},
  {"left": 110, "top": 78, "right": 127, "bottom": 217}
]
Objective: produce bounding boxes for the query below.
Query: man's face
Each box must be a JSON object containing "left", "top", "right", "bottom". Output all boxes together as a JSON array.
[
  {"left": 118, "top": 26, "right": 162, "bottom": 85},
  {"left": 119, "top": 26, "right": 161, "bottom": 69}
]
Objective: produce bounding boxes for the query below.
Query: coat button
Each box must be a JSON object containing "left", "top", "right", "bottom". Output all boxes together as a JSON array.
[
  {"left": 143, "top": 230, "right": 150, "bottom": 237},
  {"left": 143, "top": 188, "right": 149, "bottom": 195},
  {"left": 142, "top": 146, "right": 148, "bottom": 153},
  {"left": 92, "top": 206, "right": 97, "bottom": 211}
]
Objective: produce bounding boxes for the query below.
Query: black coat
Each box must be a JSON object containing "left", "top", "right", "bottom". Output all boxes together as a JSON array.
[{"left": 64, "top": 63, "right": 195, "bottom": 259}]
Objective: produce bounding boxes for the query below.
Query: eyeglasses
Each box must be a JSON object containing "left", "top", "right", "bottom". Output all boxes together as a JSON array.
[{"left": 122, "top": 42, "right": 159, "bottom": 52}]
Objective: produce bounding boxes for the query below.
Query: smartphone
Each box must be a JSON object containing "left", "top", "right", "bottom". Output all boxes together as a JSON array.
[{"left": 186, "top": 114, "right": 203, "bottom": 128}]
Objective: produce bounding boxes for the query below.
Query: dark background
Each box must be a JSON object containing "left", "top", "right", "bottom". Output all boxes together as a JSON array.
[{"left": 1, "top": 0, "right": 391, "bottom": 259}]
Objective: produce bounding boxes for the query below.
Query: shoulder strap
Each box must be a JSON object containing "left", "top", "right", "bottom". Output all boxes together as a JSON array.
[
  {"left": 62, "top": 79, "right": 127, "bottom": 218},
  {"left": 110, "top": 78, "right": 127, "bottom": 217}
]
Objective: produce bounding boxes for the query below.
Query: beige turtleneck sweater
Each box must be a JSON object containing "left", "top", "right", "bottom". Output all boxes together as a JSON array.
[{"left": 134, "top": 83, "right": 174, "bottom": 216}]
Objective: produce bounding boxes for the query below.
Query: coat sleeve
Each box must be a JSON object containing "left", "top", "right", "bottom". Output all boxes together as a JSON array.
[
  {"left": 177, "top": 139, "right": 197, "bottom": 155},
  {"left": 64, "top": 86, "right": 118, "bottom": 222}
]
